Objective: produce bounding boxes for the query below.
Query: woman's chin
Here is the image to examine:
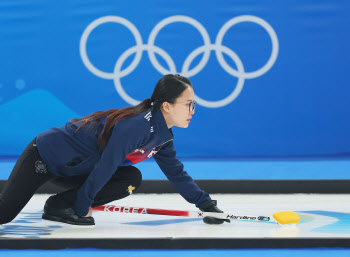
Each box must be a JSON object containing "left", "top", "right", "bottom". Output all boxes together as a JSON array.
[{"left": 174, "top": 122, "right": 189, "bottom": 128}]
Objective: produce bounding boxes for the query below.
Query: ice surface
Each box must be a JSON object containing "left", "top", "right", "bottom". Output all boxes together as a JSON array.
[{"left": 1, "top": 194, "right": 350, "bottom": 239}]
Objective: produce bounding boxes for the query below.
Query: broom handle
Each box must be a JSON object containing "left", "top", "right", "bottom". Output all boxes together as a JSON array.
[{"left": 92, "top": 205, "right": 275, "bottom": 223}]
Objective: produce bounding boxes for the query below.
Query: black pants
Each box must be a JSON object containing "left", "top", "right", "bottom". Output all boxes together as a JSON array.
[{"left": 0, "top": 138, "right": 142, "bottom": 224}]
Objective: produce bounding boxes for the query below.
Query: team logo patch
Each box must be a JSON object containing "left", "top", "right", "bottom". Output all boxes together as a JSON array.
[{"left": 147, "top": 150, "right": 158, "bottom": 158}]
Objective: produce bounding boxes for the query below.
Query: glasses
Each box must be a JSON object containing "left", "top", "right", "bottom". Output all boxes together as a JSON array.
[{"left": 175, "top": 100, "right": 196, "bottom": 112}]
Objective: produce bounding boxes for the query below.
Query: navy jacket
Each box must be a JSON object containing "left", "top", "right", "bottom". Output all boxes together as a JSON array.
[{"left": 36, "top": 107, "right": 211, "bottom": 216}]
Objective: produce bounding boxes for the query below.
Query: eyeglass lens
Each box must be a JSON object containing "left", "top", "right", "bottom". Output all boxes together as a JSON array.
[{"left": 190, "top": 101, "right": 196, "bottom": 112}]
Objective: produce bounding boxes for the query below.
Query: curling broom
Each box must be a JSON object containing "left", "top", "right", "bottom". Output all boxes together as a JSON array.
[{"left": 93, "top": 205, "right": 300, "bottom": 225}]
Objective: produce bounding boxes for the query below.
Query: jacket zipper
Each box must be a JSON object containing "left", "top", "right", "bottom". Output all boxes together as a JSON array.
[
  {"left": 147, "top": 138, "right": 174, "bottom": 158},
  {"left": 152, "top": 138, "right": 174, "bottom": 151}
]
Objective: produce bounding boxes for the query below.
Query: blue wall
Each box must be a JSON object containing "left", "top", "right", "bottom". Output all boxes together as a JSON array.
[{"left": 0, "top": 0, "right": 349, "bottom": 157}]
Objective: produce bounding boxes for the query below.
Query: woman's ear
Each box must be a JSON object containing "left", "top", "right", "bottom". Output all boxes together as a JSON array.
[{"left": 161, "top": 102, "right": 171, "bottom": 113}]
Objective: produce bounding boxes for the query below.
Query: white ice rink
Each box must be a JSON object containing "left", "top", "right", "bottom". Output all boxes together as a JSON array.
[{"left": 1, "top": 193, "right": 350, "bottom": 239}]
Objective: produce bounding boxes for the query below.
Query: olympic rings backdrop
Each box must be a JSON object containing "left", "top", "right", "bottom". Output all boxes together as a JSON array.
[{"left": 0, "top": 0, "right": 349, "bottom": 158}]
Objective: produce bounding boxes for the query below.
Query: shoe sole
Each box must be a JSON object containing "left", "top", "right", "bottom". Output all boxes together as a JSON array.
[{"left": 42, "top": 213, "right": 95, "bottom": 226}]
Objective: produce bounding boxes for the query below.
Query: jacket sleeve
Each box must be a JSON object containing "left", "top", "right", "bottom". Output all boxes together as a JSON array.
[
  {"left": 74, "top": 118, "right": 147, "bottom": 216},
  {"left": 153, "top": 141, "right": 211, "bottom": 208}
]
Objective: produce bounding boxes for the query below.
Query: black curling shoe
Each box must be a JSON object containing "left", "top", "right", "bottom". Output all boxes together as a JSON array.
[{"left": 42, "top": 197, "right": 95, "bottom": 226}]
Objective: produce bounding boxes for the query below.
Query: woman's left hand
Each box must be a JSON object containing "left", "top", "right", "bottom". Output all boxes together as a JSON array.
[{"left": 199, "top": 200, "right": 230, "bottom": 224}]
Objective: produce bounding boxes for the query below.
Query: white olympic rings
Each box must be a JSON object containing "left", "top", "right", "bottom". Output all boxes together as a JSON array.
[{"left": 80, "top": 15, "right": 279, "bottom": 108}]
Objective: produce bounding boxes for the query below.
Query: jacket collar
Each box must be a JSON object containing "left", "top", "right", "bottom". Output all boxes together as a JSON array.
[{"left": 151, "top": 107, "right": 174, "bottom": 142}]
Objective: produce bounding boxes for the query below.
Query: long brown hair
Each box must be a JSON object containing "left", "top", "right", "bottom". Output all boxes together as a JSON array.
[{"left": 71, "top": 74, "right": 192, "bottom": 152}]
